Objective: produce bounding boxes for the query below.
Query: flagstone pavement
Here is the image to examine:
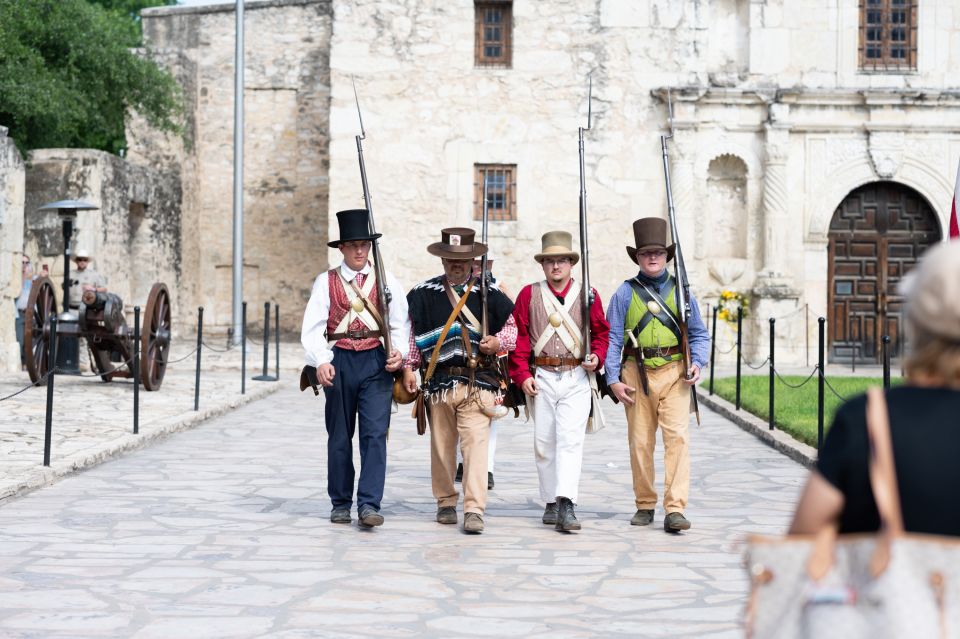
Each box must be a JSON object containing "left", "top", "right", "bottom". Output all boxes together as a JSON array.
[{"left": 0, "top": 384, "right": 808, "bottom": 638}]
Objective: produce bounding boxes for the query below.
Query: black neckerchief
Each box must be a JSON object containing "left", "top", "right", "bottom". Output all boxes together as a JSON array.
[{"left": 635, "top": 269, "right": 669, "bottom": 288}]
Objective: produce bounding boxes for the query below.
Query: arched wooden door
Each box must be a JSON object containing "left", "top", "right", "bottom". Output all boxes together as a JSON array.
[{"left": 828, "top": 182, "right": 941, "bottom": 364}]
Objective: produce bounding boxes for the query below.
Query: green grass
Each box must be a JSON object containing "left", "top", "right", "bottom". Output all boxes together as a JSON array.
[{"left": 709, "top": 375, "right": 903, "bottom": 447}]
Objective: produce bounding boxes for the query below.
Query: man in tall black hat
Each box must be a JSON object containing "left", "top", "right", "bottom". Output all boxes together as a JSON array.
[
  {"left": 401, "top": 228, "right": 516, "bottom": 534},
  {"left": 603, "top": 217, "right": 710, "bottom": 533},
  {"left": 301, "top": 209, "right": 411, "bottom": 528}
]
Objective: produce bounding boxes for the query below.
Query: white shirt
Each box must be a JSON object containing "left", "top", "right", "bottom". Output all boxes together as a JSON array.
[{"left": 300, "top": 261, "right": 411, "bottom": 367}]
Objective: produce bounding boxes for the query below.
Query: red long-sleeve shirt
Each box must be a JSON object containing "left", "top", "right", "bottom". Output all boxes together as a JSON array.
[{"left": 508, "top": 279, "right": 610, "bottom": 386}]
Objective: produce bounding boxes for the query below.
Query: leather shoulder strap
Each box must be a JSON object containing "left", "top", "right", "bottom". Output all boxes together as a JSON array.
[
  {"left": 423, "top": 280, "right": 475, "bottom": 384},
  {"left": 627, "top": 278, "right": 682, "bottom": 342}
]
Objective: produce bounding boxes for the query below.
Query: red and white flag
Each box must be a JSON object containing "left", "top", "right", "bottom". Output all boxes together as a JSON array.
[{"left": 951, "top": 159, "right": 960, "bottom": 239}]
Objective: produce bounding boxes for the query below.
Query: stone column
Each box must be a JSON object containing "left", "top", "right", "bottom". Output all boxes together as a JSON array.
[
  {"left": 668, "top": 129, "right": 700, "bottom": 273},
  {"left": 0, "top": 126, "right": 26, "bottom": 373},
  {"left": 750, "top": 120, "right": 802, "bottom": 364}
]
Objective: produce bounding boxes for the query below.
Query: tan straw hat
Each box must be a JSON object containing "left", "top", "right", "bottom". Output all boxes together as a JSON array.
[{"left": 534, "top": 230, "right": 580, "bottom": 265}]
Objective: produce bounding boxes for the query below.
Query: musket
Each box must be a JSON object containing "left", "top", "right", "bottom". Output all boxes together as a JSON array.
[
  {"left": 480, "top": 174, "right": 490, "bottom": 339},
  {"left": 578, "top": 73, "right": 594, "bottom": 361},
  {"left": 353, "top": 78, "right": 392, "bottom": 357},
  {"left": 660, "top": 129, "right": 701, "bottom": 425}
]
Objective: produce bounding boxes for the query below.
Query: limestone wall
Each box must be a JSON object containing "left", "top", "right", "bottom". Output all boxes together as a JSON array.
[
  {"left": 0, "top": 128, "right": 25, "bottom": 373},
  {"left": 133, "top": 0, "right": 332, "bottom": 334},
  {"left": 23, "top": 150, "right": 181, "bottom": 328}
]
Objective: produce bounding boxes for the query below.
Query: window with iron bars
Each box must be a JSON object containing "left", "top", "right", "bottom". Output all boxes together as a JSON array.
[
  {"left": 474, "top": 1, "right": 512, "bottom": 67},
  {"left": 474, "top": 165, "right": 517, "bottom": 222},
  {"left": 859, "top": 0, "right": 917, "bottom": 72}
]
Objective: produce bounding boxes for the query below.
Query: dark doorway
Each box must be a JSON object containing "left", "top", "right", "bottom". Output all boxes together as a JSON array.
[{"left": 828, "top": 182, "right": 941, "bottom": 364}]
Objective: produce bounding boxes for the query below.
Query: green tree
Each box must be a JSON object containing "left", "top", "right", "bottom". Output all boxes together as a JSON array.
[
  {"left": 88, "top": 0, "right": 176, "bottom": 46},
  {"left": 0, "top": 0, "right": 182, "bottom": 155}
]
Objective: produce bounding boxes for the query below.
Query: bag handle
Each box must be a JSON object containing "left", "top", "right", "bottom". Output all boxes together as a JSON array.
[{"left": 806, "top": 387, "right": 903, "bottom": 580}]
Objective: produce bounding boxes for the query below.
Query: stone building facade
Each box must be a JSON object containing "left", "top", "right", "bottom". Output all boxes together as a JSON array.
[
  {"left": 135, "top": 0, "right": 960, "bottom": 364},
  {"left": 133, "top": 0, "right": 332, "bottom": 334}
]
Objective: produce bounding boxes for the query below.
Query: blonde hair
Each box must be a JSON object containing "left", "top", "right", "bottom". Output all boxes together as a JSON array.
[{"left": 904, "top": 324, "right": 960, "bottom": 388}]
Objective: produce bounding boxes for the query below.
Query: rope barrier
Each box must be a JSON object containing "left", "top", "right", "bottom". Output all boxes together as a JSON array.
[
  {"left": 740, "top": 354, "right": 770, "bottom": 370},
  {"left": 773, "top": 365, "right": 819, "bottom": 389},
  {"left": 164, "top": 347, "right": 200, "bottom": 364},
  {"left": 76, "top": 356, "right": 135, "bottom": 378},
  {"left": 820, "top": 371, "right": 851, "bottom": 401},
  {"left": 200, "top": 340, "right": 235, "bottom": 353},
  {"left": 0, "top": 370, "right": 54, "bottom": 402}
]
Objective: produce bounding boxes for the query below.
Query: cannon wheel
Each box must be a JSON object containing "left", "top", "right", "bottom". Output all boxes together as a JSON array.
[
  {"left": 141, "top": 283, "right": 172, "bottom": 391},
  {"left": 23, "top": 277, "right": 58, "bottom": 385}
]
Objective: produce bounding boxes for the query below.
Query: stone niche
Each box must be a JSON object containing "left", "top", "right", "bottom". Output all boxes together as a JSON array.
[
  {"left": 23, "top": 150, "right": 181, "bottom": 331},
  {"left": 0, "top": 128, "right": 26, "bottom": 372}
]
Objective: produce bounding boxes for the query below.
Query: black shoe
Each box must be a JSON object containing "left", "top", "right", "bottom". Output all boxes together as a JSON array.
[
  {"left": 358, "top": 505, "right": 384, "bottom": 528},
  {"left": 555, "top": 497, "right": 581, "bottom": 532},
  {"left": 630, "top": 509, "right": 654, "bottom": 526},
  {"left": 455, "top": 463, "right": 463, "bottom": 483},
  {"left": 664, "top": 512, "right": 691, "bottom": 532},
  {"left": 436, "top": 506, "right": 457, "bottom": 525},
  {"left": 542, "top": 502, "right": 558, "bottom": 525},
  {"left": 487, "top": 472, "right": 495, "bottom": 490},
  {"left": 330, "top": 507, "right": 351, "bottom": 524}
]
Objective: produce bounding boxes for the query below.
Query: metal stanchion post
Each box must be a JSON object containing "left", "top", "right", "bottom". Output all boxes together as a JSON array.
[
  {"left": 805, "top": 303, "right": 809, "bottom": 368},
  {"left": 274, "top": 304, "right": 280, "bottom": 380},
  {"left": 242, "top": 301, "right": 247, "bottom": 395},
  {"left": 195, "top": 307, "right": 203, "bottom": 411},
  {"left": 769, "top": 317, "right": 775, "bottom": 431},
  {"left": 882, "top": 335, "right": 890, "bottom": 390},
  {"left": 253, "top": 301, "right": 277, "bottom": 382},
  {"left": 133, "top": 306, "right": 140, "bottom": 435},
  {"left": 43, "top": 316, "right": 58, "bottom": 467},
  {"left": 709, "top": 306, "right": 717, "bottom": 396},
  {"left": 818, "top": 317, "right": 825, "bottom": 450},
  {"left": 735, "top": 307, "right": 742, "bottom": 411}
]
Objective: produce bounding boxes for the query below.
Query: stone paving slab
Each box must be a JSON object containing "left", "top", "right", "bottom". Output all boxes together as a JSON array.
[
  {"left": 0, "top": 340, "right": 304, "bottom": 503},
  {"left": 0, "top": 383, "right": 808, "bottom": 637}
]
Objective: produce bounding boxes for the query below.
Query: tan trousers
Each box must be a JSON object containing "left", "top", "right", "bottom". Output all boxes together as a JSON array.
[
  {"left": 621, "top": 359, "right": 691, "bottom": 513},
  {"left": 428, "top": 383, "right": 494, "bottom": 515}
]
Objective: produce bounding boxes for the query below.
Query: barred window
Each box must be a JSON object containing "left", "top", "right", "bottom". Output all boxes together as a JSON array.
[
  {"left": 859, "top": 0, "right": 917, "bottom": 71},
  {"left": 474, "top": 1, "right": 512, "bottom": 67},
  {"left": 474, "top": 164, "right": 517, "bottom": 222}
]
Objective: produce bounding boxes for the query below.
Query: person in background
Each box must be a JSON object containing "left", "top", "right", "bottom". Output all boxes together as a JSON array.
[
  {"left": 790, "top": 241, "right": 960, "bottom": 537},
  {"left": 14, "top": 255, "right": 34, "bottom": 371},
  {"left": 69, "top": 249, "right": 107, "bottom": 309}
]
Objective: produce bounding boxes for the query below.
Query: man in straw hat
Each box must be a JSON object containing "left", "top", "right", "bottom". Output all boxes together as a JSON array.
[
  {"left": 301, "top": 209, "right": 411, "bottom": 528},
  {"left": 508, "top": 230, "right": 610, "bottom": 531},
  {"left": 604, "top": 217, "right": 710, "bottom": 533},
  {"left": 401, "top": 228, "right": 516, "bottom": 533},
  {"left": 69, "top": 248, "right": 107, "bottom": 310}
]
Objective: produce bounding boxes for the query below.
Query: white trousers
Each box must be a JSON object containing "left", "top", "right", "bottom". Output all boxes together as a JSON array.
[
  {"left": 457, "top": 420, "right": 498, "bottom": 472},
  {"left": 532, "top": 366, "right": 591, "bottom": 503}
]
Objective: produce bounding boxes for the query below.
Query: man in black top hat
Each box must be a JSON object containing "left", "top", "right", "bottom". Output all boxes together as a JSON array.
[
  {"left": 301, "top": 209, "right": 411, "bottom": 528},
  {"left": 401, "top": 228, "right": 515, "bottom": 534}
]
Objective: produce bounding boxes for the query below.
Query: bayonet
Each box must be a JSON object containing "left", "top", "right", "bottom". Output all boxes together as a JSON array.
[{"left": 579, "top": 73, "right": 594, "bottom": 360}]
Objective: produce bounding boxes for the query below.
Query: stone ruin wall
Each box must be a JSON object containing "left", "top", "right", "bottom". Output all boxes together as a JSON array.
[
  {"left": 0, "top": 128, "right": 25, "bottom": 373},
  {"left": 23, "top": 150, "right": 182, "bottom": 328},
  {"left": 133, "top": 0, "right": 332, "bottom": 335}
]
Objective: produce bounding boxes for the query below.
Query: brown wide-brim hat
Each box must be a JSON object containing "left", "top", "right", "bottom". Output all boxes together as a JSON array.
[
  {"left": 534, "top": 230, "right": 579, "bottom": 265},
  {"left": 427, "top": 227, "right": 488, "bottom": 260},
  {"left": 626, "top": 217, "right": 676, "bottom": 265}
]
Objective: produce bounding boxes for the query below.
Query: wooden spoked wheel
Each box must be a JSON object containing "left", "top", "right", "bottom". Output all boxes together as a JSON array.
[
  {"left": 23, "top": 277, "right": 58, "bottom": 385},
  {"left": 141, "top": 283, "right": 172, "bottom": 391}
]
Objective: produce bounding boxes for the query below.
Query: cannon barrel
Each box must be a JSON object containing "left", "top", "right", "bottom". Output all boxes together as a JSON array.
[
  {"left": 79, "top": 292, "right": 126, "bottom": 334},
  {"left": 81, "top": 290, "right": 109, "bottom": 310}
]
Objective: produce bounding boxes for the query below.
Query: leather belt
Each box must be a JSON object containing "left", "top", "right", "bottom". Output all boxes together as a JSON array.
[
  {"left": 534, "top": 356, "right": 581, "bottom": 368},
  {"left": 633, "top": 345, "right": 681, "bottom": 359},
  {"left": 329, "top": 328, "right": 382, "bottom": 341}
]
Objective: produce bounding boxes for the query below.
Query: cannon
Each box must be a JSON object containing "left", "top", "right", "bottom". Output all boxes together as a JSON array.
[{"left": 23, "top": 278, "right": 172, "bottom": 391}]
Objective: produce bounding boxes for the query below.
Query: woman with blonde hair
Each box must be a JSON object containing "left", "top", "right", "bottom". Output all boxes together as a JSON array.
[{"left": 790, "top": 241, "right": 960, "bottom": 536}]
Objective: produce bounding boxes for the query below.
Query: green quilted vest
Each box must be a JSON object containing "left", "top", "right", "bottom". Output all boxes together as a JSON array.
[{"left": 624, "top": 284, "right": 682, "bottom": 368}]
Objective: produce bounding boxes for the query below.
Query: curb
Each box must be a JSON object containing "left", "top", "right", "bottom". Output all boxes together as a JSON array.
[
  {"left": 0, "top": 381, "right": 282, "bottom": 504},
  {"left": 696, "top": 389, "right": 817, "bottom": 468}
]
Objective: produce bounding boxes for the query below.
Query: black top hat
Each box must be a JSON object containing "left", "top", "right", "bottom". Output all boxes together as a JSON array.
[
  {"left": 327, "top": 209, "right": 382, "bottom": 248},
  {"left": 427, "top": 227, "right": 488, "bottom": 260},
  {"left": 626, "top": 217, "right": 676, "bottom": 265}
]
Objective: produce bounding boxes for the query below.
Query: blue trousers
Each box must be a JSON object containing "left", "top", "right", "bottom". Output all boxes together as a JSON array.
[{"left": 323, "top": 346, "right": 393, "bottom": 511}]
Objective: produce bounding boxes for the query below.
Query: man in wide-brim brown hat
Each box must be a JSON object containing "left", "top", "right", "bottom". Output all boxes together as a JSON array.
[
  {"left": 603, "top": 217, "right": 710, "bottom": 533},
  {"left": 300, "top": 209, "right": 411, "bottom": 529},
  {"left": 509, "top": 230, "right": 610, "bottom": 532},
  {"left": 402, "top": 227, "right": 517, "bottom": 534}
]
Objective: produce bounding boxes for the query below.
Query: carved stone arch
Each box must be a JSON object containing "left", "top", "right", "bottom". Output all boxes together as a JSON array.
[
  {"left": 693, "top": 144, "right": 760, "bottom": 180},
  {"left": 808, "top": 157, "right": 951, "bottom": 240}
]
